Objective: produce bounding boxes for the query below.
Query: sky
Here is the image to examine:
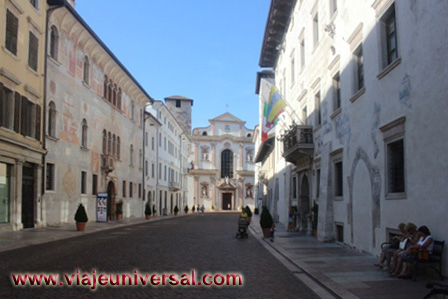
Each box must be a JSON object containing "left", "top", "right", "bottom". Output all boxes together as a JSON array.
[{"left": 76, "top": 0, "right": 271, "bottom": 130}]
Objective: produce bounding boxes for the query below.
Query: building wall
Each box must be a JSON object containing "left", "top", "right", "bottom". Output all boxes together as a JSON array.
[
  {"left": 0, "top": 0, "right": 46, "bottom": 230},
  {"left": 257, "top": 0, "right": 448, "bottom": 271},
  {"left": 43, "top": 4, "right": 150, "bottom": 224}
]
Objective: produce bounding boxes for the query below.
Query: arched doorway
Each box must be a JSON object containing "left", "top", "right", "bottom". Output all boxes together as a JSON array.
[
  {"left": 107, "top": 181, "right": 115, "bottom": 221},
  {"left": 299, "top": 175, "right": 310, "bottom": 230}
]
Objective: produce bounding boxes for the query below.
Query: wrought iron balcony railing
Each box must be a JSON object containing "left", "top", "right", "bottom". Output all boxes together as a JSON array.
[{"left": 282, "top": 124, "right": 314, "bottom": 164}]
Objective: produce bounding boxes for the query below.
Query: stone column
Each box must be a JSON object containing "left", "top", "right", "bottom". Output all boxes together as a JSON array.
[
  {"left": 211, "top": 143, "right": 216, "bottom": 168},
  {"left": 14, "top": 160, "right": 24, "bottom": 230},
  {"left": 238, "top": 144, "right": 243, "bottom": 170},
  {"left": 36, "top": 164, "right": 43, "bottom": 227}
]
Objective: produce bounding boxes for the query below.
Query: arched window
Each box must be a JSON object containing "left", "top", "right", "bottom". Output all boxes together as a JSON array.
[
  {"left": 48, "top": 101, "right": 56, "bottom": 137},
  {"left": 131, "top": 100, "right": 135, "bottom": 120},
  {"left": 108, "top": 79, "right": 113, "bottom": 102},
  {"left": 112, "top": 84, "right": 117, "bottom": 106},
  {"left": 107, "top": 132, "right": 112, "bottom": 154},
  {"left": 221, "top": 149, "right": 233, "bottom": 178},
  {"left": 117, "top": 136, "right": 121, "bottom": 159},
  {"left": 103, "top": 75, "right": 108, "bottom": 99},
  {"left": 117, "top": 88, "right": 122, "bottom": 110},
  {"left": 112, "top": 134, "right": 116, "bottom": 157},
  {"left": 102, "top": 130, "right": 107, "bottom": 154},
  {"left": 81, "top": 119, "right": 88, "bottom": 148},
  {"left": 83, "top": 56, "right": 89, "bottom": 84},
  {"left": 202, "top": 131, "right": 207, "bottom": 136},
  {"left": 49, "top": 26, "right": 59, "bottom": 60},
  {"left": 130, "top": 144, "right": 134, "bottom": 166}
]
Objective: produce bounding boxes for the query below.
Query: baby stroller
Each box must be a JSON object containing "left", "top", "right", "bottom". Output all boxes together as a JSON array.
[{"left": 236, "top": 217, "right": 249, "bottom": 239}]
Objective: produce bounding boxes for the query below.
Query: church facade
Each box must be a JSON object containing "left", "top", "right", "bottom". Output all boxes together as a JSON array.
[{"left": 188, "top": 113, "right": 255, "bottom": 211}]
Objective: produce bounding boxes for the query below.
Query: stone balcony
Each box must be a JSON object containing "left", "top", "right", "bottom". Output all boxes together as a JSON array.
[
  {"left": 169, "top": 181, "right": 180, "bottom": 191},
  {"left": 282, "top": 124, "right": 314, "bottom": 164}
]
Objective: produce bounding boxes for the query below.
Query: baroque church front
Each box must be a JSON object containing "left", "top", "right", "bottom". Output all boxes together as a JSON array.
[{"left": 188, "top": 113, "right": 255, "bottom": 211}]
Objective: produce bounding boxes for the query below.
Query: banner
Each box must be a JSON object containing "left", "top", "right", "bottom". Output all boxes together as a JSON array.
[{"left": 260, "top": 79, "right": 286, "bottom": 143}]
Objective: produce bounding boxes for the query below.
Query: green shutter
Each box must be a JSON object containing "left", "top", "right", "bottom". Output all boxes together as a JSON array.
[
  {"left": 14, "top": 92, "right": 21, "bottom": 133},
  {"left": 21, "top": 96, "right": 28, "bottom": 136}
]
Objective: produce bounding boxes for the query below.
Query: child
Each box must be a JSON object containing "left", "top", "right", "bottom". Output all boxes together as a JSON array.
[{"left": 270, "top": 223, "right": 276, "bottom": 242}]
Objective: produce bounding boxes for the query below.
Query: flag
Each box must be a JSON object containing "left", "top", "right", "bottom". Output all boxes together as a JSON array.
[{"left": 261, "top": 80, "right": 287, "bottom": 143}]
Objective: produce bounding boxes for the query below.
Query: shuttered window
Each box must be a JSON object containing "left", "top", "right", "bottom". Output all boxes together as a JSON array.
[
  {"left": 5, "top": 10, "right": 18, "bottom": 55},
  {"left": 28, "top": 32, "right": 39, "bottom": 71}
]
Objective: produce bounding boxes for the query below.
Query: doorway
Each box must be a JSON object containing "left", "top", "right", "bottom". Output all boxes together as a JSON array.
[
  {"left": 22, "top": 164, "right": 35, "bottom": 228},
  {"left": 299, "top": 175, "right": 310, "bottom": 230},
  {"left": 222, "top": 193, "right": 232, "bottom": 210}
]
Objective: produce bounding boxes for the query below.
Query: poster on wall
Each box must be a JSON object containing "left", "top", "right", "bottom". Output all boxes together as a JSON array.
[{"left": 96, "top": 192, "right": 108, "bottom": 222}]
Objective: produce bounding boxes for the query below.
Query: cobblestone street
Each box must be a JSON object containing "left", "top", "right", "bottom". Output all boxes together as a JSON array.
[{"left": 0, "top": 213, "right": 318, "bottom": 298}]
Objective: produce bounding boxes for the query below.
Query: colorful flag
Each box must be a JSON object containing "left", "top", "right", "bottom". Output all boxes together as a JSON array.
[{"left": 261, "top": 80, "right": 286, "bottom": 143}]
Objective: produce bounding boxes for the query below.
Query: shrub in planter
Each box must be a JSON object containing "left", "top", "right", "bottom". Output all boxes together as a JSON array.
[
  {"left": 254, "top": 207, "right": 259, "bottom": 215},
  {"left": 245, "top": 206, "right": 252, "bottom": 224},
  {"left": 259, "top": 206, "right": 274, "bottom": 238},
  {"left": 174, "top": 205, "right": 179, "bottom": 215},
  {"left": 145, "top": 203, "right": 151, "bottom": 220},
  {"left": 116, "top": 201, "right": 123, "bottom": 220},
  {"left": 74, "top": 204, "right": 88, "bottom": 231},
  {"left": 184, "top": 205, "right": 189, "bottom": 214}
]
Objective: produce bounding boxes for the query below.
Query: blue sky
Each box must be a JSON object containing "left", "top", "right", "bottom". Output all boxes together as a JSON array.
[{"left": 76, "top": 1, "right": 270, "bottom": 130}]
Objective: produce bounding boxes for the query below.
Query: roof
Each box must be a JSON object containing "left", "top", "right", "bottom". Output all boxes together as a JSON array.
[{"left": 259, "top": 0, "right": 297, "bottom": 68}]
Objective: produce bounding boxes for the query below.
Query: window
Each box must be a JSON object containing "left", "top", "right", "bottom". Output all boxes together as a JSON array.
[
  {"left": 145, "top": 132, "right": 148, "bottom": 147},
  {"left": 387, "top": 139, "right": 404, "bottom": 193},
  {"left": 353, "top": 45, "right": 364, "bottom": 91},
  {"left": 117, "top": 88, "right": 122, "bottom": 110},
  {"left": 1, "top": 86, "right": 14, "bottom": 129},
  {"left": 329, "top": 0, "right": 337, "bottom": 16},
  {"left": 102, "top": 130, "right": 107, "bottom": 154},
  {"left": 290, "top": 57, "right": 295, "bottom": 85},
  {"left": 138, "top": 183, "right": 142, "bottom": 199},
  {"left": 107, "top": 132, "right": 112, "bottom": 154},
  {"left": 5, "top": 10, "right": 18, "bottom": 55},
  {"left": 164, "top": 165, "right": 167, "bottom": 181},
  {"left": 139, "top": 149, "right": 142, "bottom": 169},
  {"left": 315, "top": 92, "right": 321, "bottom": 126},
  {"left": 300, "top": 38, "right": 305, "bottom": 69},
  {"left": 176, "top": 100, "right": 181, "bottom": 108},
  {"left": 382, "top": 4, "right": 398, "bottom": 65},
  {"left": 159, "top": 163, "right": 162, "bottom": 179},
  {"left": 131, "top": 101, "right": 135, "bottom": 120},
  {"left": 117, "top": 137, "right": 121, "bottom": 159},
  {"left": 145, "top": 160, "right": 148, "bottom": 176},
  {"left": 20, "top": 96, "right": 41, "bottom": 140},
  {"left": 81, "top": 171, "right": 87, "bottom": 194},
  {"left": 103, "top": 76, "right": 108, "bottom": 99},
  {"left": 92, "top": 174, "right": 98, "bottom": 195},
  {"left": 28, "top": 32, "right": 39, "bottom": 71},
  {"left": 151, "top": 163, "right": 155, "bottom": 178},
  {"left": 292, "top": 176, "right": 297, "bottom": 198},
  {"left": 333, "top": 73, "right": 341, "bottom": 110},
  {"left": 334, "top": 161, "right": 343, "bottom": 197},
  {"left": 129, "top": 181, "right": 133, "bottom": 198},
  {"left": 83, "top": 56, "right": 89, "bottom": 84},
  {"left": 81, "top": 119, "right": 88, "bottom": 148},
  {"left": 46, "top": 163, "right": 55, "bottom": 191},
  {"left": 316, "top": 169, "right": 321, "bottom": 198},
  {"left": 130, "top": 144, "right": 134, "bottom": 166},
  {"left": 30, "top": 0, "right": 39, "bottom": 9},
  {"left": 221, "top": 149, "right": 233, "bottom": 178},
  {"left": 151, "top": 137, "right": 154, "bottom": 150},
  {"left": 302, "top": 106, "right": 307, "bottom": 125},
  {"left": 112, "top": 84, "right": 117, "bottom": 106},
  {"left": 313, "top": 13, "right": 319, "bottom": 47},
  {"left": 49, "top": 26, "right": 59, "bottom": 60},
  {"left": 123, "top": 180, "right": 126, "bottom": 197},
  {"left": 48, "top": 102, "right": 56, "bottom": 137},
  {"left": 112, "top": 134, "right": 116, "bottom": 157}
]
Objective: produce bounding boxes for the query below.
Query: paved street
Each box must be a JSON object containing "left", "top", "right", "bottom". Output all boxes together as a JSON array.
[{"left": 0, "top": 213, "right": 318, "bottom": 298}]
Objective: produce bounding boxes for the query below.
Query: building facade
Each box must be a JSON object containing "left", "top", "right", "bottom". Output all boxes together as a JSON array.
[
  {"left": 42, "top": 0, "right": 152, "bottom": 225},
  {"left": 0, "top": 0, "right": 47, "bottom": 230},
  {"left": 189, "top": 113, "right": 255, "bottom": 211},
  {"left": 148, "top": 99, "right": 190, "bottom": 216},
  {"left": 255, "top": 0, "right": 448, "bottom": 272}
]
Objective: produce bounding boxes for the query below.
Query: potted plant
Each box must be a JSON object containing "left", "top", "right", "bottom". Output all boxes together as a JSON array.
[
  {"left": 254, "top": 207, "right": 259, "bottom": 215},
  {"left": 245, "top": 206, "right": 253, "bottom": 224},
  {"left": 74, "top": 203, "right": 88, "bottom": 231},
  {"left": 259, "top": 206, "right": 274, "bottom": 238},
  {"left": 192, "top": 206, "right": 196, "bottom": 213},
  {"left": 152, "top": 204, "right": 156, "bottom": 217},
  {"left": 211, "top": 205, "right": 215, "bottom": 211},
  {"left": 116, "top": 201, "right": 123, "bottom": 220},
  {"left": 145, "top": 203, "right": 151, "bottom": 220},
  {"left": 184, "top": 205, "right": 189, "bottom": 214},
  {"left": 174, "top": 205, "right": 179, "bottom": 216}
]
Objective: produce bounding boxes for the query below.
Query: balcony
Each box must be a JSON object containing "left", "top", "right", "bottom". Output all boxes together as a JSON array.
[
  {"left": 169, "top": 181, "right": 180, "bottom": 191},
  {"left": 282, "top": 124, "right": 314, "bottom": 164},
  {"left": 101, "top": 154, "right": 114, "bottom": 173}
]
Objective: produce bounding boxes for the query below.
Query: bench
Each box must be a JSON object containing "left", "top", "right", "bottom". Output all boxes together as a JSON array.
[{"left": 412, "top": 240, "right": 445, "bottom": 281}]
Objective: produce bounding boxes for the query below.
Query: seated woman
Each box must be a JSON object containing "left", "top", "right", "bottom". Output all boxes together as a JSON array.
[
  {"left": 390, "top": 222, "right": 418, "bottom": 275},
  {"left": 374, "top": 222, "right": 406, "bottom": 271},
  {"left": 396, "top": 225, "right": 434, "bottom": 279}
]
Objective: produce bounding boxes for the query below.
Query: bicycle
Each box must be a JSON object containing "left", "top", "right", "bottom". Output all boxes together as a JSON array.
[{"left": 423, "top": 282, "right": 448, "bottom": 299}]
